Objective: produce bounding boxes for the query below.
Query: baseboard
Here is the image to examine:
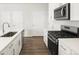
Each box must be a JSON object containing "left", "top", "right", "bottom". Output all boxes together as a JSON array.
[
  {"left": 24, "top": 36, "right": 43, "bottom": 38},
  {"left": 32, "top": 36, "right": 43, "bottom": 37}
]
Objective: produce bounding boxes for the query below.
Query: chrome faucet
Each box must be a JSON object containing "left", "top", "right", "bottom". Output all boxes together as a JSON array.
[{"left": 2, "top": 22, "right": 10, "bottom": 33}]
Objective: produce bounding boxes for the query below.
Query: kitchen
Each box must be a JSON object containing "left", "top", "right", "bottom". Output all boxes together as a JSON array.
[{"left": 0, "top": 3, "right": 79, "bottom": 55}]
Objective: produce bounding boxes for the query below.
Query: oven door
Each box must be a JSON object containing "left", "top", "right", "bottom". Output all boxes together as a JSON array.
[
  {"left": 48, "top": 36, "right": 58, "bottom": 55},
  {"left": 54, "top": 3, "right": 70, "bottom": 20}
]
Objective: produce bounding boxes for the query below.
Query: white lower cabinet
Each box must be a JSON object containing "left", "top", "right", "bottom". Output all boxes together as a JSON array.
[
  {"left": 12, "top": 33, "right": 22, "bottom": 55},
  {"left": 13, "top": 39, "right": 19, "bottom": 55},
  {"left": 0, "top": 32, "right": 22, "bottom": 55},
  {"left": 13, "top": 33, "right": 22, "bottom": 55},
  {"left": 18, "top": 33, "right": 22, "bottom": 53}
]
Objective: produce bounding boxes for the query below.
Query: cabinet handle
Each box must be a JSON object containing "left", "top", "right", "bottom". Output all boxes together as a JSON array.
[{"left": 61, "top": 8, "right": 64, "bottom": 16}]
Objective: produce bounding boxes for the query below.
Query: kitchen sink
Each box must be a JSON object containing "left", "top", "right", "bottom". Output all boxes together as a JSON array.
[{"left": 1, "top": 32, "right": 17, "bottom": 37}]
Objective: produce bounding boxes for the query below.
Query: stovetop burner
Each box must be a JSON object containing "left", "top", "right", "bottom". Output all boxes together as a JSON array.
[{"left": 48, "top": 31, "right": 78, "bottom": 39}]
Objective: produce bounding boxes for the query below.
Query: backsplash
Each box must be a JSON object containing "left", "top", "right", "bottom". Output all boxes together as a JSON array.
[
  {"left": 51, "top": 21, "right": 79, "bottom": 30},
  {"left": 0, "top": 11, "right": 23, "bottom": 36}
]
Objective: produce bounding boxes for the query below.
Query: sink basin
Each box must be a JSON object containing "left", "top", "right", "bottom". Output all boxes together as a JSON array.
[{"left": 1, "top": 32, "right": 17, "bottom": 37}]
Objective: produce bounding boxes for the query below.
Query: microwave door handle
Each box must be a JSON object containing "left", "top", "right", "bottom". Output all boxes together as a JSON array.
[{"left": 61, "top": 8, "right": 63, "bottom": 16}]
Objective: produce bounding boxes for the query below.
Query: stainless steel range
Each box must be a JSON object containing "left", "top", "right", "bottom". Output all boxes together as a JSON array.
[{"left": 48, "top": 25, "right": 79, "bottom": 55}]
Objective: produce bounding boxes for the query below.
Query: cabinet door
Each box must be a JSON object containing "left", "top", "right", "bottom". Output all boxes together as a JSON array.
[
  {"left": 48, "top": 38, "right": 58, "bottom": 55},
  {"left": 17, "top": 33, "right": 22, "bottom": 54},
  {"left": 71, "top": 3, "right": 79, "bottom": 21},
  {"left": 19, "top": 33, "right": 22, "bottom": 52},
  {"left": 13, "top": 33, "right": 22, "bottom": 55},
  {"left": 13, "top": 38, "right": 20, "bottom": 55}
]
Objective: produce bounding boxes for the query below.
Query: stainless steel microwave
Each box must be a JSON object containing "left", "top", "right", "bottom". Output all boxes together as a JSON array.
[{"left": 54, "top": 3, "right": 70, "bottom": 20}]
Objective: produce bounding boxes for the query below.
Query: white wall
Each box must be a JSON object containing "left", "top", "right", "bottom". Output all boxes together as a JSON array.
[
  {"left": 22, "top": 3, "right": 48, "bottom": 37},
  {"left": 48, "top": 3, "right": 79, "bottom": 31},
  {"left": 0, "top": 3, "right": 48, "bottom": 37}
]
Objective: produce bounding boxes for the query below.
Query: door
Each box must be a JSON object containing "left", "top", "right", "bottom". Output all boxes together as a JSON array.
[{"left": 31, "top": 11, "right": 48, "bottom": 36}]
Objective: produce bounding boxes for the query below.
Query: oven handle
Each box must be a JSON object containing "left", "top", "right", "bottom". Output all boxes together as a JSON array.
[
  {"left": 48, "top": 34, "right": 58, "bottom": 43},
  {"left": 48, "top": 37, "right": 58, "bottom": 45},
  {"left": 61, "top": 8, "right": 63, "bottom": 16}
]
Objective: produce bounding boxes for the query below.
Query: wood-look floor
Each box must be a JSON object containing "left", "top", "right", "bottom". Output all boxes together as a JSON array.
[{"left": 20, "top": 36, "right": 49, "bottom": 55}]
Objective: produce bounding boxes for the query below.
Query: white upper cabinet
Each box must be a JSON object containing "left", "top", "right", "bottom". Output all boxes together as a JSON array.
[{"left": 70, "top": 3, "right": 79, "bottom": 21}]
